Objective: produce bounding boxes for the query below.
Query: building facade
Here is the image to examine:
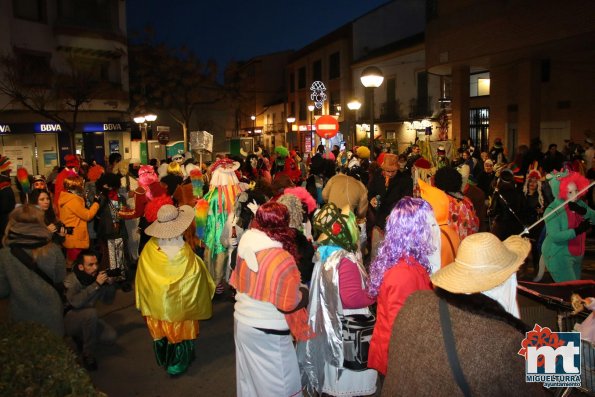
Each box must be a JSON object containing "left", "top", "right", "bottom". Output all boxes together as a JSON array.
[
  {"left": 0, "top": 0, "right": 130, "bottom": 173},
  {"left": 425, "top": 0, "right": 595, "bottom": 154}
]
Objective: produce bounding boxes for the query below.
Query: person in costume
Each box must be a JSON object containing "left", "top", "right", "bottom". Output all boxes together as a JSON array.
[
  {"left": 298, "top": 203, "right": 377, "bottom": 397},
  {"left": 522, "top": 168, "right": 546, "bottom": 275},
  {"left": 54, "top": 154, "right": 80, "bottom": 215},
  {"left": 229, "top": 201, "right": 313, "bottom": 397},
  {"left": 382, "top": 233, "right": 543, "bottom": 396},
  {"left": 202, "top": 158, "right": 242, "bottom": 296},
  {"left": 0, "top": 155, "right": 16, "bottom": 247},
  {"left": 58, "top": 175, "right": 101, "bottom": 266},
  {"left": 119, "top": 165, "right": 167, "bottom": 255},
  {"left": 277, "top": 192, "right": 316, "bottom": 285},
  {"left": 367, "top": 197, "right": 436, "bottom": 376},
  {"left": 135, "top": 204, "right": 215, "bottom": 377},
  {"left": 541, "top": 170, "right": 595, "bottom": 281},
  {"left": 487, "top": 169, "right": 525, "bottom": 240}
]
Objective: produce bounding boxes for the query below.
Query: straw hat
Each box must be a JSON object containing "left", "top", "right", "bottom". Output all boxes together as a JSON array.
[
  {"left": 145, "top": 204, "right": 195, "bottom": 239},
  {"left": 431, "top": 233, "right": 530, "bottom": 293},
  {"left": 381, "top": 153, "right": 399, "bottom": 172}
]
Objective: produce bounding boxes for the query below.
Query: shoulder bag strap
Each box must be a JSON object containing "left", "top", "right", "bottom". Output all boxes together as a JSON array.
[
  {"left": 10, "top": 246, "right": 62, "bottom": 297},
  {"left": 439, "top": 298, "right": 472, "bottom": 397},
  {"left": 439, "top": 226, "right": 456, "bottom": 258}
]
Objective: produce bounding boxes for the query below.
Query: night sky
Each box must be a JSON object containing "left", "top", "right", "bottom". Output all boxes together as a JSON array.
[{"left": 126, "top": 0, "right": 389, "bottom": 69}]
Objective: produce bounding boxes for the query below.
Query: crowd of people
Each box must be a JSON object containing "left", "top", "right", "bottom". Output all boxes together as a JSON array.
[{"left": 0, "top": 134, "right": 593, "bottom": 395}]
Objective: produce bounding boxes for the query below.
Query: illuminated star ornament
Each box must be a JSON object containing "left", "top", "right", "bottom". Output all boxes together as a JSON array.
[{"left": 310, "top": 81, "right": 327, "bottom": 109}]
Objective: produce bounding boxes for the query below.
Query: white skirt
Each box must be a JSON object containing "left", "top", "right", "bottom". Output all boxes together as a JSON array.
[{"left": 234, "top": 319, "right": 303, "bottom": 397}]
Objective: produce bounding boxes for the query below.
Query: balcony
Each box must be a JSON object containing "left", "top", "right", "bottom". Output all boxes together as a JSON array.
[
  {"left": 408, "top": 97, "right": 434, "bottom": 119},
  {"left": 264, "top": 122, "right": 286, "bottom": 134},
  {"left": 379, "top": 100, "right": 402, "bottom": 122}
]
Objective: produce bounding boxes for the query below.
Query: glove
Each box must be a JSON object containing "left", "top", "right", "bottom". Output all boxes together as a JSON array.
[
  {"left": 568, "top": 201, "right": 587, "bottom": 216},
  {"left": 573, "top": 219, "right": 591, "bottom": 235}
]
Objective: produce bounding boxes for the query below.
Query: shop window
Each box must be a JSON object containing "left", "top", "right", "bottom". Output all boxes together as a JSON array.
[
  {"left": 13, "top": 0, "right": 46, "bottom": 22},
  {"left": 298, "top": 67, "right": 306, "bottom": 89},
  {"left": 329, "top": 52, "right": 340, "bottom": 80},
  {"left": 312, "top": 59, "right": 322, "bottom": 81},
  {"left": 469, "top": 108, "right": 490, "bottom": 151},
  {"left": 470, "top": 71, "right": 490, "bottom": 97}
]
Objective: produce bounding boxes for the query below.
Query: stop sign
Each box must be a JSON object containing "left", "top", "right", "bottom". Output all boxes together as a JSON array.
[
  {"left": 315, "top": 115, "right": 339, "bottom": 139},
  {"left": 157, "top": 131, "right": 170, "bottom": 145}
]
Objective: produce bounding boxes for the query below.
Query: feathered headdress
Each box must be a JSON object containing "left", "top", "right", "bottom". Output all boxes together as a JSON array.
[
  {"left": 190, "top": 168, "right": 204, "bottom": 198},
  {"left": 284, "top": 186, "right": 316, "bottom": 214},
  {"left": 17, "top": 168, "right": 31, "bottom": 202},
  {"left": 144, "top": 195, "right": 173, "bottom": 223}
]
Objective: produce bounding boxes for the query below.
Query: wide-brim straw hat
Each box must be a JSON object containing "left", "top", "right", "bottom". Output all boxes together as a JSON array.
[
  {"left": 145, "top": 204, "right": 195, "bottom": 239},
  {"left": 431, "top": 233, "right": 530, "bottom": 293}
]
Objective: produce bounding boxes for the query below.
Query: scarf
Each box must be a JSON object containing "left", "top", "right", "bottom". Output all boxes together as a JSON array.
[{"left": 73, "top": 263, "right": 98, "bottom": 286}]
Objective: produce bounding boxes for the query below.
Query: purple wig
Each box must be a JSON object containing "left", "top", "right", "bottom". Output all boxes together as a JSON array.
[{"left": 368, "top": 197, "right": 436, "bottom": 297}]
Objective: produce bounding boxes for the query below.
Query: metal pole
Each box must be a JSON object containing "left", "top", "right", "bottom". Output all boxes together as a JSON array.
[
  {"left": 144, "top": 123, "right": 149, "bottom": 164},
  {"left": 369, "top": 87, "right": 375, "bottom": 160}
]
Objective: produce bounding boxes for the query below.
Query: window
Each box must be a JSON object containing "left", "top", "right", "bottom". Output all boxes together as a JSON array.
[
  {"left": 330, "top": 91, "right": 340, "bottom": 115},
  {"left": 329, "top": 52, "right": 340, "bottom": 80},
  {"left": 416, "top": 71, "right": 429, "bottom": 115},
  {"left": 290, "top": 102, "right": 295, "bottom": 118},
  {"left": 469, "top": 108, "right": 490, "bottom": 151},
  {"left": 15, "top": 50, "right": 51, "bottom": 86},
  {"left": 312, "top": 59, "right": 322, "bottom": 81},
  {"left": 289, "top": 72, "right": 295, "bottom": 93},
  {"left": 384, "top": 78, "right": 398, "bottom": 119},
  {"left": 57, "top": 0, "right": 118, "bottom": 31},
  {"left": 298, "top": 67, "right": 306, "bottom": 89},
  {"left": 13, "top": 0, "right": 46, "bottom": 22},
  {"left": 470, "top": 72, "right": 490, "bottom": 97},
  {"left": 299, "top": 100, "right": 306, "bottom": 121}
]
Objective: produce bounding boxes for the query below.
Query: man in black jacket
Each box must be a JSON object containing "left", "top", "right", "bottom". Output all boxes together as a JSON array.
[{"left": 367, "top": 154, "right": 413, "bottom": 259}]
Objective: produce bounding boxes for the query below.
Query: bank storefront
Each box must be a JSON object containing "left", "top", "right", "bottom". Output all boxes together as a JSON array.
[{"left": 0, "top": 121, "right": 130, "bottom": 176}]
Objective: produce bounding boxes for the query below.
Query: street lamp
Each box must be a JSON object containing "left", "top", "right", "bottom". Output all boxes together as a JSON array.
[
  {"left": 286, "top": 115, "right": 296, "bottom": 148},
  {"left": 251, "top": 115, "right": 256, "bottom": 147},
  {"left": 307, "top": 105, "right": 315, "bottom": 153},
  {"left": 360, "top": 66, "right": 384, "bottom": 160},
  {"left": 134, "top": 113, "right": 158, "bottom": 164},
  {"left": 347, "top": 100, "right": 361, "bottom": 148}
]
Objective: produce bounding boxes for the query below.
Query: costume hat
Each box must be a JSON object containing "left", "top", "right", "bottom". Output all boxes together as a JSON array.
[
  {"left": 145, "top": 204, "right": 195, "bottom": 239},
  {"left": 381, "top": 153, "right": 399, "bottom": 172},
  {"left": 431, "top": 233, "right": 530, "bottom": 293},
  {"left": 64, "top": 154, "right": 79, "bottom": 168},
  {"left": 0, "top": 155, "right": 12, "bottom": 173}
]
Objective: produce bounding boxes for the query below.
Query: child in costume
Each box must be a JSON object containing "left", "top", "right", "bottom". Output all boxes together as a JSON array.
[
  {"left": 541, "top": 170, "right": 595, "bottom": 281},
  {"left": 135, "top": 204, "right": 215, "bottom": 376}
]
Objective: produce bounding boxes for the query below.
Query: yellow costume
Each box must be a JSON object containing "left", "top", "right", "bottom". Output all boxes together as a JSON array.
[{"left": 136, "top": 237, "right": 215, "bottom": 375}]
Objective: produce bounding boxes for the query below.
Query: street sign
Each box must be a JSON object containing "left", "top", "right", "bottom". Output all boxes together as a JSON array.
[
  {"left": 315, "top": 115, "right": 339, "bottom": 139},
  {"left": 157, "top": 131, "right": 170, "bottom": 145}
]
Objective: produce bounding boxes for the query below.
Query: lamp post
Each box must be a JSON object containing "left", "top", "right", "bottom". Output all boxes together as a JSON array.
[
  {"left": 251, "top": 115, "right": 256, "bottom": 148},
  {"left": 134, "top": 113, "right": 158, "bottom": 164},
  {"left": 347, "top": 100, "right": 361, "bottom": 149},
  {"left": 307, "top": 105, "right": 315, "bottom": 153},
  {"left": 360, "top": 66, "right": 384, "bottom": 160},
  {"left": 286, "top": 115, "right": 295, "bottom": 148}
]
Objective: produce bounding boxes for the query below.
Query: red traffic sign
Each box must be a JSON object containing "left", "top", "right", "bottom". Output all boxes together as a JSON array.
[
  {"left": 157, "top": 131, "right": 170, "bottom": 145},
  {"left": 315, "top": 115, "right": 339, "bottom": 139}
]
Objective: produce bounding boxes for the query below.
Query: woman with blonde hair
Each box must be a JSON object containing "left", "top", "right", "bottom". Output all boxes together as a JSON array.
[
  {"left": 58, "top": 174, "right": 100, "bottom": 266},
  {"left": 0, "top": 205, "right": 66, "bottom": 335}
]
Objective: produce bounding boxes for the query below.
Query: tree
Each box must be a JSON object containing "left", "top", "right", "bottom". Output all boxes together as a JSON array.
[
  {"left": 129, "top": 33, "right": 223, "bottom": 151},
  {"left": 0, "top": 50, "right": 108, "bottom": 154}
]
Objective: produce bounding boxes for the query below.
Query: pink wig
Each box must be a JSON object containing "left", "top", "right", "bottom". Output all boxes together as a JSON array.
[
  {"left": 559, "top": 171, "right": 589, "bottom": 200},
  {"left": 138, "top": 165, "right": 159, "bottom": 198},
  {"left": 284, "top": 186, "right": 316, "bottom": 214},
  {"left": 368, "top": 197, "right": 435, "bottom": 297}
]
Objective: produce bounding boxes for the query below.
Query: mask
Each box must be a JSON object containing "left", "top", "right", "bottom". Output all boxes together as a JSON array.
[
  {"left": 250, "top": 158, "right": 258, "bottom": 169},
  {"left": 567, "top": 182, "right": 578, "bottom": 201}
]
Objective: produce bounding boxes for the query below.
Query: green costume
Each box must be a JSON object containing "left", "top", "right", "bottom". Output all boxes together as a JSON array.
[{"left": 542, "top": 171, "right": 595, "bottom": 281}]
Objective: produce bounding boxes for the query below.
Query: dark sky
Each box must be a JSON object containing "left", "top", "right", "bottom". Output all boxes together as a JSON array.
[{"left": 126, "top": 0, "right": 388, "bottom": 68}]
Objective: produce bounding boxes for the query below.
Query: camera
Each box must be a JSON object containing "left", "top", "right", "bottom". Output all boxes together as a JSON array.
[
  {"left": 54, "top": 222, "right": 74, "bottom": 235},
  {"left": 104, "top": 268, "right": 122, "bottom": 278}
]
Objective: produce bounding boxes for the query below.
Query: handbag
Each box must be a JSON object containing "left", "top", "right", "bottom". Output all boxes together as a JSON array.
[{"left": 340, "top": 313, "right": 376, "bottom": 371}]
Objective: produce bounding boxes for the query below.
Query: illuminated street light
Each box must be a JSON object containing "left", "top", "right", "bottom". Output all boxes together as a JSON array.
[{"left": 360, "top": 66, "right": 384, "bottom": 160}]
